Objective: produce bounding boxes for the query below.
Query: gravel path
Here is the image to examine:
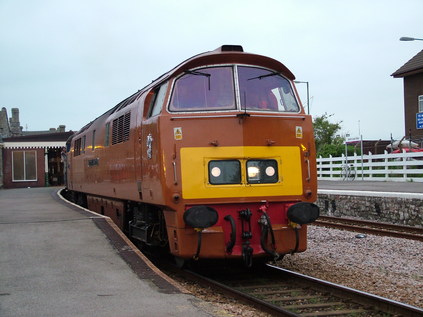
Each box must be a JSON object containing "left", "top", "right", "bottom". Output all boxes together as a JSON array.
[{"left": 277, "top": 225, "right": 423, "bottom": 308}]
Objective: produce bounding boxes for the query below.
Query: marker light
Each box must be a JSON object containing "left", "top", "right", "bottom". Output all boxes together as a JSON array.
[
  {"left": 265, "top": 166, "right": 276, "bottom": 177},
  {"left": 211, "top": 167, "right": 221, "bottom": 177},
  {"left": 209, "top": 160, "right": 241, "bottom": 184}
]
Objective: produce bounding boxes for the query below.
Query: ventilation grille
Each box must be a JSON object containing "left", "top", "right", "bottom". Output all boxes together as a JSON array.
[{"left": 112, "top": 112, "right": 131, "bottom": 145}]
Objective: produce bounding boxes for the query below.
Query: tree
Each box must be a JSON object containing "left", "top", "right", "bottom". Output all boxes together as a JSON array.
[{"left": 313, "top": 113, "right": 344, "bottom": 157}]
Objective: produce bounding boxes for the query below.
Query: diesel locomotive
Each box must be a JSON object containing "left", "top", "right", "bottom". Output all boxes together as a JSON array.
[{"left": 65, "top": 45, "right": 319, "bottom": 267}]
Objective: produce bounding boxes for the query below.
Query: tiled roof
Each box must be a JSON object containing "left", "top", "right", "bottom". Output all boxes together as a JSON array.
[
  {"left": 2, "top": 131, "right": 74, "bottom": 143},
  {"left": 392, "top": 50, "right": 423, "bottom": 78}
]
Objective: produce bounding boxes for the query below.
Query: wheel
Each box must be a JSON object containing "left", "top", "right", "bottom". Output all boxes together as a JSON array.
[
  {"left": 347, "top": 165, "right": 356, "bottom": 181},
  {"left": 174, "top": 256, "right": 187, "bottom": 268},
  {"left": 340, "top": 166, "right": 348, "bottom": 180}
]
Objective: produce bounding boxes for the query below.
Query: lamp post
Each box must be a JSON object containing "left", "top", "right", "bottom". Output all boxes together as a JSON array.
[
  {"left": 294, "top": 81, "right": 310, "bottom": 114},
  {"left": 399, "top": 37, "right": 423, "bottom": 41}
]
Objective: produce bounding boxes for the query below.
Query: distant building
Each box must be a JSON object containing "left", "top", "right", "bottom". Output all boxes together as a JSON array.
[
  {"left": 392, "top": 50, "right": 423, "bottom": 141},
  {"left": 0, "top": 107, "right": 23, "bottom": 139},
  {"left": 0, "top": 107, "right": 73, "bottom": 189}
]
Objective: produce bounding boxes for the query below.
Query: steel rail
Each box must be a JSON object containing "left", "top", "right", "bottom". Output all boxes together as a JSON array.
[
  {"left": 314, "top": 215, "right": 423, "bottom": 241},
  {"left": 267, "top": 264, "right": 423, "bottom": 317},
  {"left": 172, "top": 263, "right": 423, "bottom": 317},
  {"left": 181, "top": 267, "right": 299, "bottom": 317}
]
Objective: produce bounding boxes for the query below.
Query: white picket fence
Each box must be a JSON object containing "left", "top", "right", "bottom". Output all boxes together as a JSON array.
[{"left": 317, "top": 150, "right": 423, "bottom": 182}]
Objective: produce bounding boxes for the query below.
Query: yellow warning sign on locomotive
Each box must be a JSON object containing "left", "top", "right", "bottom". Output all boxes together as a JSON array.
[
  {"left": 295, "top": 126, "right": 303, "bottom": 138},
  {"left": 174, "top": 127, "right": 183, "bottom": 140}
]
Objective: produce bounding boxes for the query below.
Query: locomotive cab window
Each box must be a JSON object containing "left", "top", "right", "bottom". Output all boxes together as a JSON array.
[
  {"left": 238, "top": 67, "right": 299, "bottom": 112},
  {"left": 169, "top": 65, "right": 299, "bottom": 113},
  {"left": 149, "top": 82, "right": 169, "bottom": 117},
  {"left": 169, "top": 67, "right": 236, "bottom": 111}
]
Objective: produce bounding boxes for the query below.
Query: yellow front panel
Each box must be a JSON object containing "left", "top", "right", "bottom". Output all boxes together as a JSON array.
[{"left": 180, "top": 146, "right": 302, "bottom": 199}]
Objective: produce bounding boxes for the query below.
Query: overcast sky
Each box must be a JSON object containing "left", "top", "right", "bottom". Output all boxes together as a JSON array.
[{"left": 1, "top": 0, "right": 422, "bottom": 140}]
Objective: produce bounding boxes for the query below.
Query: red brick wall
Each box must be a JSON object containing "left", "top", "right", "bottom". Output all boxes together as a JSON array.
[
  {"left": 404, "top": 73, "right": 423, "bottom": 139},
  {"left": 2, "top": 148, "right": 46, "bottom": 188}
]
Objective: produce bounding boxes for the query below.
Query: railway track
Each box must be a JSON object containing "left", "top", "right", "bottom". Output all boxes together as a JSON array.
[
  {"left": 314, "top": 215, "right": 423, "bottom": 241},
  {"left": 171, "top": 263, "right": 423, "bottom": 317}
]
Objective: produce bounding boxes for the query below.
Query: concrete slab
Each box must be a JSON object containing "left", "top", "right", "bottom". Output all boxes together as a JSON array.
[
  {"left": 0, "top": 187, "right": 216, "bottom": 317},
  {"left": 318, "top": 180, "right": 423, "bottom": 197}
]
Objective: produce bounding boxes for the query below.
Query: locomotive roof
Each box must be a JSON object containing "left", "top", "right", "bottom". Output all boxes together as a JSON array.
[
  {"left": 149, "top": 45, "right": 296, "bottom": 88},
  {"left": 74, "top": 45, "right": 296, "bottom": 135}
]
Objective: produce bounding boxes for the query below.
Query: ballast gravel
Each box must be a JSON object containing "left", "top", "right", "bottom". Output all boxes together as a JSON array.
[
  {"left": 278, "top": 225, "right": 422, "bottom": 308},
  {"left": 177, "top": 225, "right": 422, "bottom": 316}
]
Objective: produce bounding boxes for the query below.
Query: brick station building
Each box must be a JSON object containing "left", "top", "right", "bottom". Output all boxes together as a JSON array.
[
  {"left": 0, "top": 107, "right": 73, "bottom": 188},
  {"left": 392, "top": 49, "right": 423, "bottom": 141},
  {"left": 2, "top": 132, "right": 73, "bottom": 188}
]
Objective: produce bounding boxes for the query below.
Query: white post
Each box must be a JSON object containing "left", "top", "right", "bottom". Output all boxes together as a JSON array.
[
  {"left": 403, "top": 149, "right": 408, "bottom": 181},
  {"left": 360, "top": 135, "right": 364, "bottom": 180},
  {"left": 384, "top": 150, "right": 389, "bottom": 180},
  {"left": 44, "top": 148, "right": 49, "bottom": 186}
]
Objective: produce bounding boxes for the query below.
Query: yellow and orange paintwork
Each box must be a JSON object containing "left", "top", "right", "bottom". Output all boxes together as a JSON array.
[{"left": 67, "top": 47, "right": 318, "bottom": 260}]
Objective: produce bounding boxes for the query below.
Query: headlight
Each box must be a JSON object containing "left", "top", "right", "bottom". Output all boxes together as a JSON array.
[
  {"left": 247, "top": 160, "right": 278, "bottom": 184},
  {"left": 247, "top": 166, "right": 260, "bottom": 179},
  {"left": 209, "top": 160, "right": 241, "bottom": 184}
]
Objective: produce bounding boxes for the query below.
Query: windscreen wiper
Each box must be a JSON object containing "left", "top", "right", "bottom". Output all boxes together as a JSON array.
[
  {"left": 247, "top": 71, "right": 279, "bottom": 81},
  {"left": 185, "top": 70, "right": 211, "bottom": 90}
]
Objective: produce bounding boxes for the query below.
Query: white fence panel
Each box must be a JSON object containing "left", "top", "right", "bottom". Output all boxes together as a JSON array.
[{"left": 316, "top": 150, "right": 423, "bottom": 182}]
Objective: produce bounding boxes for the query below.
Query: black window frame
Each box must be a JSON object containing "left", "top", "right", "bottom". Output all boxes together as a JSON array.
[{"left": 208, "top": 160, "right": 242, "bottom": 185}]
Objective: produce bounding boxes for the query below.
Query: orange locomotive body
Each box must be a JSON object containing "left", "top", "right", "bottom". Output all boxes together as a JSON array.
[{"left": 66, "top": 45, "right": 319, "bottom": 266}]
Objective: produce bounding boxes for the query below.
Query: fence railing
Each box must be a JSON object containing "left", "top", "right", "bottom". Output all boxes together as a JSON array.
[{"left": 317, "top": 150, "right": 423, "bottom": 182}]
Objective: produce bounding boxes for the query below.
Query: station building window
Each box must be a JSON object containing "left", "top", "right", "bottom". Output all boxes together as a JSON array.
[{"left": 12, "top": 151, "right": 37, "bottom": 181}]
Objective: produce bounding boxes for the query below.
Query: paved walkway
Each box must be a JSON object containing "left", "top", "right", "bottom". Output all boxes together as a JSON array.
[
  {"left": 319, "top": 180, "right": 423, "bottom": 199},
  {"left": 0, "top": 187, "right": 216, "bottom": 317}
]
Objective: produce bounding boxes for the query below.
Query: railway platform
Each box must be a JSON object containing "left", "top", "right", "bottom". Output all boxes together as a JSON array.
[
  {"left": 0, "top": 187, "right": 216, "bottom": 317},
  {"left": 318, "top": 180, "right": 423, "bottom": 198},
  {"left": 317, "top": 180, "right": 423, "bottom": 227}
]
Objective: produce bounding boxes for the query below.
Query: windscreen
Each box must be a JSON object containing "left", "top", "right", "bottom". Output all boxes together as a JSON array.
[
  {"left": 238, "top": 66, "right": 299, "bottom": 112},
  {"left": 169, "top": 67, "right": 236, "bottom": 111},
  {"left": 169, "top": 65, "right": 300, "bottom": 113}
]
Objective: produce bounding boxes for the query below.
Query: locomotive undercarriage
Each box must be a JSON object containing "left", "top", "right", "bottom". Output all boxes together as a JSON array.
[
  {"left": 65, "top": 189, "right": 318, "bottom": 267},
  {"left": 65, "top": 190, "right": 169, "bottom": 249},
  {"left": 128, "top": 202, "right": 168, "bottom": 248}
]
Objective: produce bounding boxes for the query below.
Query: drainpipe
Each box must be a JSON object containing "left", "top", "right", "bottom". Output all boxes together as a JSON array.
[{"left": 44, "top": 148, "right": 49, "bottom": 187}]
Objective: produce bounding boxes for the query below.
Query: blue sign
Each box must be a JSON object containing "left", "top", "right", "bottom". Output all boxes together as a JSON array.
[{"left": 417, "top": 113, "right": 423, "bottom": 129}]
